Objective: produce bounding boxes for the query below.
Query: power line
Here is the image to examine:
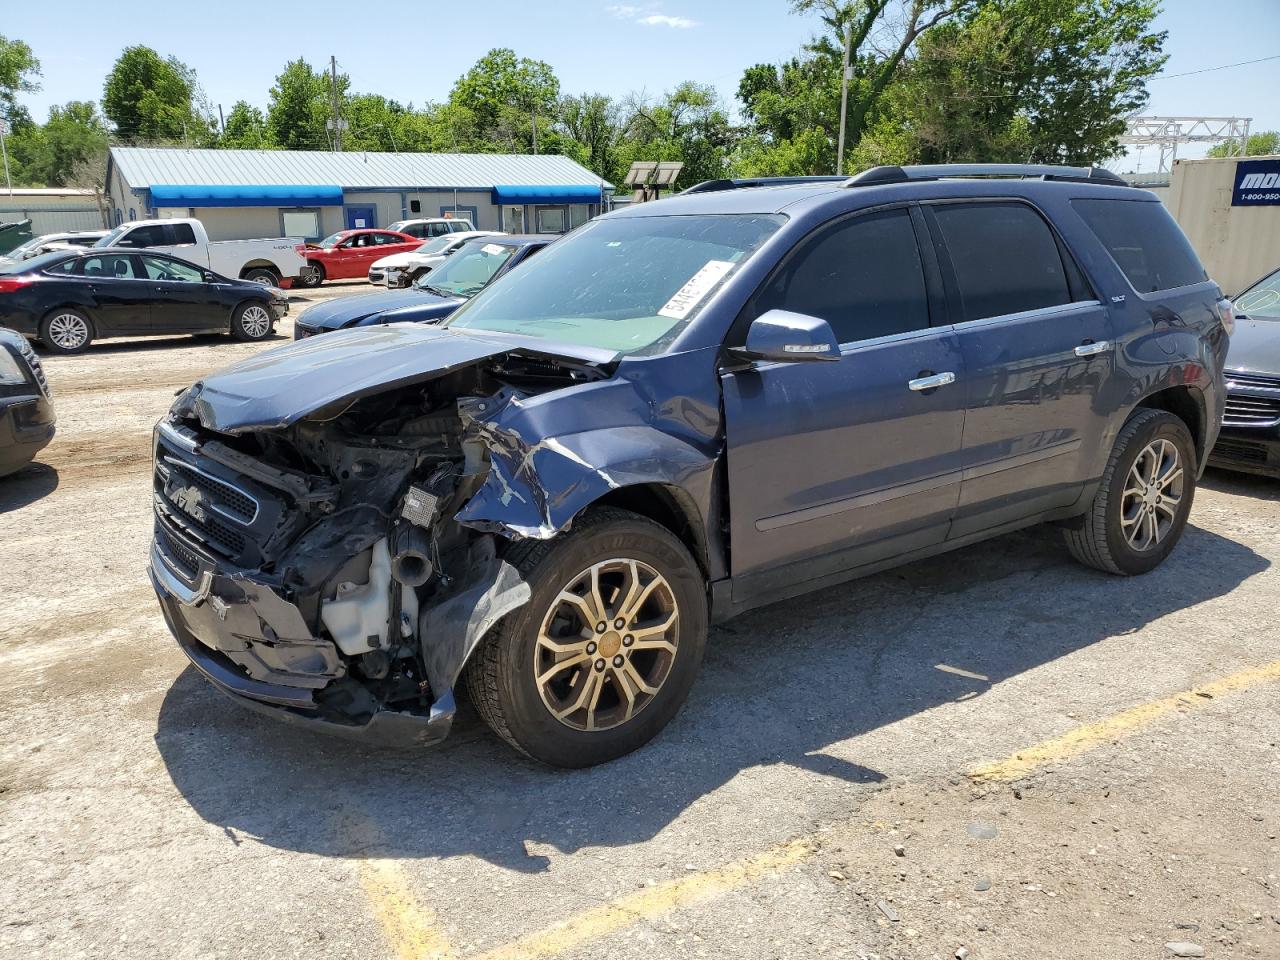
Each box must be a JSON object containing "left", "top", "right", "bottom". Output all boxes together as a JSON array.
[{"left": 1152, "top": 54, "right": 1280, "bottom": 81}]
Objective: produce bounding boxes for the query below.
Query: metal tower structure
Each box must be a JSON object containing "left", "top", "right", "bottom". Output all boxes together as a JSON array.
[{"left": 1120, "top": 117, "right": 1252, "bottom": 172}]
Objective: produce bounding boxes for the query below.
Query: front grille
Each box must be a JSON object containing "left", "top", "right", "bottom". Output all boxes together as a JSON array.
[
  {"left": 1225, "top": 371, "right": 1280, "bottom": 391},
  {"left": 15, "top": 339, "right": 49, "bottom": 397},
  {"left": 1213, "top": 437, "right": 1270, "bottom": 465},
  {"left": 155, "top": 522, "right": 203, "bottom": 580},
  {"left": 155, "top": 493, "right": 247, "bottom": 557},
  {"left": 294, "top": 323, "right": 316, "bottom": 340},
  {"left": 1223, "top": 394, "right": 1280, "bottom": 426},
  {"left": 161, "top": 456, "right": 257, "bottom": 521}
]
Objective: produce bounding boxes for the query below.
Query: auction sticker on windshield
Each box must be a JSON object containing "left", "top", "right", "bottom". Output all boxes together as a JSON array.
[
  {"left": 658, "top": 260, "right": 735, "bottom": 320},
  {"left": 481, "top": 243, "right": 506, "bottom": 255}
]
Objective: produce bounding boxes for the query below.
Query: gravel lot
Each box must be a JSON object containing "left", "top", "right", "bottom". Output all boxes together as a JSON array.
[{"left": 1, "top": 284, "right": 1277, "bottom": 960}]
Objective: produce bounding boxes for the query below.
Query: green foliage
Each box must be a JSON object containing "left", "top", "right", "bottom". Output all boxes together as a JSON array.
[
  {"left": 102, "top": 45, "right": 212, "bottom": 144},
  {"left": 1207, "top": 131, "right": 1280, "bottom": 159},
  {"left": 220, "top": 101, "right": 269, "bottom": 149},
  {"left": 267, "top": 58, "right": 341, "bottom": 150},
  {"left": 449, "top": 48, "right": 560, "bottom": 152},
  {"left": 0, "top": 34, "right": 40, "bottom": 117}
]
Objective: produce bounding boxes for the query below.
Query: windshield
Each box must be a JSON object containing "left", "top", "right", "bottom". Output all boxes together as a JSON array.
[
  {"left": 416, "top": 240, "right": 518, "bottom": 297},
  {"left": 1237, "top": 270, "right": 1280, "bottom": 321},
  {"left": 445, "top": 214, "right": 784, "bottom": 354},
  {"left": 416, "top": 235, "right": 456, "bottom": 256},
  {"left": 95, "top": 226, "right": 128, "bottom": 248},
  {"left": 316, "top": 232, "right": 348, "bottom": 249}
]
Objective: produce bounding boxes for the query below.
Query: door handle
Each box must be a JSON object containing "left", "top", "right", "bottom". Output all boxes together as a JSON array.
[
  {"left": 908, "top": 371, "right": 956, "bottom": 392},
  {"left": 1074, "top": 340, "right": 1111, "bottom": 357}
]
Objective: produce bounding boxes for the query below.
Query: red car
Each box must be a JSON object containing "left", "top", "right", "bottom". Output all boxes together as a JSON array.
[{"left": 297, "top": 229, "right": 422, "bottom": 287}]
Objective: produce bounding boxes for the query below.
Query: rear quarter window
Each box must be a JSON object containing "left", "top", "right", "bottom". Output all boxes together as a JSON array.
[{"left": 1072, "top": 198, "right": 1207, "bottom": 293}]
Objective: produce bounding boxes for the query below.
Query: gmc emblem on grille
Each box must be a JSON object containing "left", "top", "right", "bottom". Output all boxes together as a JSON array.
[{"left": 168, "top": 482, "right": 208, "bottom": 522}]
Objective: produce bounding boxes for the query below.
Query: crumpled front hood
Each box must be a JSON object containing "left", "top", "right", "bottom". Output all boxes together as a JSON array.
[
  {"left": 1226, "top": 316, "right": 1280, "bottom": 375},
  {"left": 180, "top": 323, "right": 615, "bottom": 434},
  {"left": 355, "top": 296, "right": 465, "bottom": 327},
  {"left": 297, "top": 289, "right": 447, "bottom": 331}
]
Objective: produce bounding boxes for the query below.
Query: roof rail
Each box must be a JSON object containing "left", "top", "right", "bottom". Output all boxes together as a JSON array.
[
  {"left": 845, "top": 164, "right": 1127, "bottom": 188},
  {"left": 681, "top": 175, "right": 848, "bottom": 195}
]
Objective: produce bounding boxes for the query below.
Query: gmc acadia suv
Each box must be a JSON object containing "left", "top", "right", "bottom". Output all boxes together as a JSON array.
[{"left": 149, "top": 164, "right": 1229, "bottom": 767}]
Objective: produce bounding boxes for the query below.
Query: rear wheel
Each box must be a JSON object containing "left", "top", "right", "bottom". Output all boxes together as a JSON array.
[
  {"left": 230, "top": 301, "right": 273, "bottom": 342},
  {"left": 39, "top": 308, "right": 93, "bottom": 354},
  {"left": 464, "top": 507, "right": 708, "bottom": 767},
  {"left": 242, "top": 267, "right": 279, "bottom": 286},
  {"left": 1063, "top": 408, "right": 1196, "bottom": 575}
]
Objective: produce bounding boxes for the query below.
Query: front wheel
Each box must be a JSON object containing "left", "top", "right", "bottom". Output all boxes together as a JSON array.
[
  {"left": 297, "top": 263, "right": 324, "bottom": 288},
  {"left": 464, "top": 507, "right": 708, "bottom": 767},
  {"left": 242, "top": 267, "right": 279, "bottom": 286},
  {"left": 1063, "top": 408, "right": 1196, "bottom": 575},
  {"left": 230, "top": 301, "right": 274, "bottom": 342}
]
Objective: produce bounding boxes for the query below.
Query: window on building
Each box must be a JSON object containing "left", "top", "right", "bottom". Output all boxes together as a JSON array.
[
  {"left": 534, "top": 206, "right": 568, "bottom": 234},
  {"left": 1072, "top": 198, "right": 1207, "bottom": 293},
  {"left": 281, "top": 209, "right": 322, "bottom": 242},
  {"left": 755, "top": 208, "right": 931, "bottom": 344},
  {"left": 931, "top": 202, "right": 1073, "bottom": 322},
  {"left": 570, "top": 205, "right": 591, "bottom": 229}
]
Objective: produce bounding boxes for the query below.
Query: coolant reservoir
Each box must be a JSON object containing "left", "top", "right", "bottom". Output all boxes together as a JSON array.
[{"left": 320, "top": 538, "right": 418, "bottom": 656}]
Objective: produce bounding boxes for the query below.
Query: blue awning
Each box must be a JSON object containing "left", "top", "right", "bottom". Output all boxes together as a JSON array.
[
  {"left": 150, "top": 184, "right": 345, "bottom": 208},
  {"left": 492, "top": 184, "right": 604, "bottom": 205}
]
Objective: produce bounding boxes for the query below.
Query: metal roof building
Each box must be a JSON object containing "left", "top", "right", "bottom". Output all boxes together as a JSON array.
[{"left": 106, "top": 147, "right": 613, "bottom": 241}]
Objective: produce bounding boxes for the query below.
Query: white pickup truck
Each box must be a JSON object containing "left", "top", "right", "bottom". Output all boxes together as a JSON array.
[{"left": 94, "top": 217, "right": 310, "bottom": 287}]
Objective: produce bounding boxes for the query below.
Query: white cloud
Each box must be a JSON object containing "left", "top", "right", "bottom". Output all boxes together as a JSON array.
[
  {"left": 607, "top": 6, "right": 698, "bottom": 28},
  {"left": 637, "top": 13, "right": 698, "bottom": 27}
]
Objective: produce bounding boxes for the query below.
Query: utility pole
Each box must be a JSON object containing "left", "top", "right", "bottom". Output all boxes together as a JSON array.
[
  {"left": 217, "top": 103, "right": 226, "bottom": 137},
  {"left": 0, "top": 118, "right": 12, "bottom": 196},
  {"left": 836, "top": 24, "right": 853, "bottom": 176},
  {"left": 330, "top": 55, "right": 343, "bottom": 152},
  {"left": 531, "top": 105, "right": 538, "bottom": 155}
]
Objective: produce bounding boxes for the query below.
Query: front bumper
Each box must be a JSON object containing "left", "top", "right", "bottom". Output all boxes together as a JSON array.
[
  {"left": 368, "top": 269, "right": 386, "bottom": 284},
  {"left": 1209, "top": 429, "right": 1280, "bottom": 478},
  {"left": 0, "top": 393, "right": 55, "bottom": 476},
  {"left": 149, "top": 538, "right": 454, "bottom": 746}
]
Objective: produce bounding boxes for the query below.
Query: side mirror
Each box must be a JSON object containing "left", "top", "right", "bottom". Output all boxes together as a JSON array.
[
  {"left": 729, "top": 309, "right": 841, "bottom": 364},
  {"left": 203, "top": 271, "right": 217, "bottom": 283}
]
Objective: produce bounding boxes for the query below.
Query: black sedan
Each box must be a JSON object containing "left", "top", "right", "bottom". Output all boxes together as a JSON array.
[
  {"left": 1209, "top": 266, "right": 1280, "bottom": 478},
  {"left": 293, "top": 234, "right": 550, "bottom": 339},
  {"left": 0, "top": 325, "right": 54, "bottom": 476},
  {"left": 0, "top": 248, "right": 289, "bottom": 354}
]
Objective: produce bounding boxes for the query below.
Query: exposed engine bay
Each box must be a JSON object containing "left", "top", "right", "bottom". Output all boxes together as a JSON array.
[{"left": 150, "top": 347, "right": 608, "bottom": 740}]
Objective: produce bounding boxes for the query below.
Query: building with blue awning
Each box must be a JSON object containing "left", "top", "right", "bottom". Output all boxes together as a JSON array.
[{"left": 106, "top": 147, "right": 613, "bottom": 241}]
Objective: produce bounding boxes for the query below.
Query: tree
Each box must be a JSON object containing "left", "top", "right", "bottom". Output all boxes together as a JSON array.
[
  {"left": 866, "top": 0, "right": 1167, "bottom": 165},
  {"left": 266, "top": 58, "right": 341, "bottom": 150},
  {"left": 1208, "top": 131, "right": 1280, "bottom": 159},
  {"left": 221, "top": 101, "right": 270, "bottom": 149},
  {"left": 615, "top": 83, "right": 735, "bottom": 186},
  {"left": 0, "top": 34, "right": 40, "bottom": 117},
  {"left": 102, "top": 46, "right": 212, "bottom": 144},
  {"left": 34, "top": 101, "right": 108, "bottom": 185},
  {"left": 558, "top": 93, "right": 622, "bottom": 178},
  {"left": 449, "top": 48, "right": 561, "bottom": 152}
]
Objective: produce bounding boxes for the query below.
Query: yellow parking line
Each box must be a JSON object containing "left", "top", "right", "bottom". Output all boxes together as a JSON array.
[
  {"left": 469, "top": 837, "right": 816, "bottom": 960},
  {"left": 358, "top": 857, "right": 456, "bottom": 960},
  {"left": 968, "top": 658, "right": 1280, "bottom": 783}
]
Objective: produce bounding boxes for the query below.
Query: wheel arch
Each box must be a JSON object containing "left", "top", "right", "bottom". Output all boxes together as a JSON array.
[
  {"left": 588, "top": 483, "right": 712, "bottom": 578},
  {"left": 1134, "top": 384, "right": 1207, "bottom": 468},
  {"left": 238, "top": 260, "right": 281, "bottom": 279}
]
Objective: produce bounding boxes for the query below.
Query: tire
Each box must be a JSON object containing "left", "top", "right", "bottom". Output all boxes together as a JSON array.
[
  {"left": 463, "top": 507, "right": 708, "bottom": 767},
  {"left": 242, "top": 267, "right": 279, "bottom": 287},
  {"left": 39, "top": 308, "right": 93, "bottom": 354},
  {"left": 230, "top": 301, "right": 274, "bottom": 342},
  {"left": 1062, "top": 408, "right": 1196, "bottom": 575},
  {"left": 297, "top": 263, "right": 324, "bottom": 288}
]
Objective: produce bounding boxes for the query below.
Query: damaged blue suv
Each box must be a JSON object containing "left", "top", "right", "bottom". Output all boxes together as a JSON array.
[{"left": 150, "top": 164, "right": 1228, "bottom": 767}]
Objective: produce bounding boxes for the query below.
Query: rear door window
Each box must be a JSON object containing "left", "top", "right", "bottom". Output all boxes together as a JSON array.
[
  {"left": 1072, "top": 198, "right": 1207, "bottom": 293},
  {"left": 754, "top": 207, "right": 931, "bottom": 344},
  {"left": 930, "top": 202, "right": 1073, "bottom": 322},
  {"left": 169, "top": 223, "right": 197, "bottom": 245},
  {"left": 80, "top": 254, "right": 139, "bottom": 279}
]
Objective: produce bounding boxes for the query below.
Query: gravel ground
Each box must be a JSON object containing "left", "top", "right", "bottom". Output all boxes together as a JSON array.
[{"left": 1, "top": 293, "right": 1277, "bottom": 960}]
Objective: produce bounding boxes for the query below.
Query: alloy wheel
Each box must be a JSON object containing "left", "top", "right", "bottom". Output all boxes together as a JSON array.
[
  {"left": 239, "top": 304, "right": 271, "bottom": 339},
  {"left": 534, "top": 558, "right": 680, "bottom": 732},
  {"left": 1120, "top": 438, "right": 1184, "bottom": 551},
  {"left": 47, "top": 313, "right": 89, "bottom": 350}
]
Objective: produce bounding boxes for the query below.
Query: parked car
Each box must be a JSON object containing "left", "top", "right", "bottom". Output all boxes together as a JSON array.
[
  {"left": 295, "top": 235, "right": 550, "bottom": 338},
  {"left": 96, "top": 218, "right": 309, "bottom": 289},
  {"left": 369, "top": 231, "right": 502, "bottom": 286},
  {"left": 0, "top": 230, "right": 109, "bottom": 267},
  {"left": 1208, "top": 265, "right": 1280, "bottom": 477},
  {"left": 0, "top": 326, "right": 54, "bottom": 476},
  {"left": 387, "top": 217, "right": 477, "bottom": 240},
  {"left": 0, "top": 248, "right": 289, "bottom": 354},
  {"left": 150, "top": 164, "right": 1227, "bottom": 767},
  {"left": 297, "top": 229, "right": 423, "bottom": 287}
]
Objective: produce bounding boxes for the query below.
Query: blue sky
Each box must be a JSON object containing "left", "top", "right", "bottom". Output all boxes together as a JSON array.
[{"left": 6, "top": 0, "right": 1279, "bottom": 165}]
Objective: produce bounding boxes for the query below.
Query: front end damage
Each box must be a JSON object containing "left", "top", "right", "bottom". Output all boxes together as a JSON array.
[{"left": 149, "top": 328, "right": 627, "bottom": 744}]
